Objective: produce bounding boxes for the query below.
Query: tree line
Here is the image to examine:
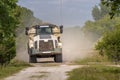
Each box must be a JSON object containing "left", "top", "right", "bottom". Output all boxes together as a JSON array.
[
  {"left": 82, "top": 1, "right": 120, "bottom": 63},
  {"left": 0, "top": 0, "right": 42, "bottom": 66}
]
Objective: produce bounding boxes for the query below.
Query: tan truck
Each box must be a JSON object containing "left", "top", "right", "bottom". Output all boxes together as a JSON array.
[{"left": 25, "top": 24, "right": 63, "bottom": 63}]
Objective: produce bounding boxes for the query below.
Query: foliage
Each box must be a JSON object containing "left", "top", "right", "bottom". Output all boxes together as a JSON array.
[
  {"left": 101, "top": 0, "right": 120, "bottom": 18},
  {"left": 16, "top": 7, "right": 42, "bottom": 36},
  {"left": 82, "top": 16, "right": 120, "bottom": 42},
  {"left": 82, "top": 4, "right": 115, "bottom": 42},
  {"left": 96, "top": 26, "right": 120, "bottom": 62},
  {"left": 0, "top": 60, "right": 31, "bottom": 79},
  {"left": 67, "top": 65, "right": 120, "bottom": 80},
  {"left": 0, "top": 0, "right": 42, "bottom": 66},
  {"left": 83, "top": 2, "right": 120, "bottom": 63},
  {"left": 0, "top": 0, "right": 19, "bottom": 66},
  {"left": 92, "top": 4, "right": 109, "bottom": 21}
]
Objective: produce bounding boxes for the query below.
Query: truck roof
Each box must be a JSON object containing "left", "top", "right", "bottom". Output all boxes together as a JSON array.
[{"left": 32, "top": 24, "right": 58, "bottom": 29}]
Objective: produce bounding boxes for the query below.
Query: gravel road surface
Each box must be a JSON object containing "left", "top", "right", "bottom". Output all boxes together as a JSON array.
[{"left": 4, "top": 63, "right": 82, "bottom": 80}]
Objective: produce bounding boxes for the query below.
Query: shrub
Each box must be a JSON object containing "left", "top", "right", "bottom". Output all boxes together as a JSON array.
[{"left": 96, "top": 26, "right": 120, "bottom": 63}]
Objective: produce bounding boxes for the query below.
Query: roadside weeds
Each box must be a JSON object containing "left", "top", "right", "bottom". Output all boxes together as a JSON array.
[{"left": 0, "top": 60, "right": 31, "bottom": 80}]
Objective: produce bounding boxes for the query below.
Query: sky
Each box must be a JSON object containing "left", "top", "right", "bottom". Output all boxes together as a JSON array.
[{"left": 18, "top": 0, "right": 100, "bottom": 27}]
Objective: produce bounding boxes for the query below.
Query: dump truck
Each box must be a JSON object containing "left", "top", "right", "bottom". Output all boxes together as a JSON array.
[{"left": 25, "top": 24, "right": 63, "bottom": 63}]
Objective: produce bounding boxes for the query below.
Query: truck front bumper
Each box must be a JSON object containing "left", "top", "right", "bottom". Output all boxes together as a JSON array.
[{"left": 29, "top": 48, "right": 62, "bottom": 57}]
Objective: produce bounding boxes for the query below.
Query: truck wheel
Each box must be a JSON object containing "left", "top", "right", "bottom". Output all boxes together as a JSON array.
[
  {"left": 29, "top": 55, "right": 37, "bottom": 63},
  {"left": 54, "top": 54, "right": 62, "bottom": 63}
]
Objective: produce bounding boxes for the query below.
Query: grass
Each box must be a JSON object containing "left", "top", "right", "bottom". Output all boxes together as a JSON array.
[
  {"left": 68, "top": 51, "right": 120, "bottom": 80},
  {"left": 0, "top": 60, "right": 31, "bottom": 80},
  {"left": 74, "top": 51, "right": 114, "bottom": 65},
  {"left": 67, "top": 65, "right": 120, "bottom": 80}
]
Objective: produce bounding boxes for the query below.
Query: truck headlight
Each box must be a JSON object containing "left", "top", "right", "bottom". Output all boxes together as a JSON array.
[{"left": 58, "top": 42, "right": 62, "bottom": 47}]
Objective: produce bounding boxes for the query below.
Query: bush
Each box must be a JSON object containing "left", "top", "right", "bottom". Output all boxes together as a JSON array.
[
  {"left": 9, "top": 60, "right": 31, "bottom": 67},
  {"left": 96, "top": 26, "right": 120, "bottom": 63},
  {"left": 0, "top": 0, "right": 19, "bottom": 66},
  {"left": 0, "top": 37, "right": 16, "bottom": 66}
]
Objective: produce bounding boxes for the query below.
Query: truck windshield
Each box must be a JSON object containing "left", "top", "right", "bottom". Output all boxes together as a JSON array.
[{"left": 37, "top": 27, "right": 52, "bottom": 35}]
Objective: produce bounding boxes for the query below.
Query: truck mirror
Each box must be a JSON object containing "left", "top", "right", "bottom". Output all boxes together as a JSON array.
[
  {"left": 25, "top": 27, "right": 29, "bottom": 35},
  {"left": 60, "top": 25, "right": 63, "bottom": 33}
]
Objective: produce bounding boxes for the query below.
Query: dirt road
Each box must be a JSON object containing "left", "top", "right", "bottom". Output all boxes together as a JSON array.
[
  {"left": 4, "top": 62, "right": 81, "bottom": 80},
  {"left": 12, "top": 27, "right": 93, "bottom": 80}
]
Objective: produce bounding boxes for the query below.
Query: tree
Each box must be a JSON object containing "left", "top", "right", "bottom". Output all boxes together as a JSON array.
[
  {"left": 96, "top": 26, "right": 120, "bottom": 63},
  {"left": 92, "top": 5, "right": 101, "bottom": 20},
  {"left": 82, "top": 1, "right": 120, "bottom": 63},
  {"left": 0, "top": 1, "right": 43, "bottom": 66},
  {"left": 0, "top": 0, "right": 19, "bottom": 66},
  {"left": 101, "top": 0, "right": 120, "bottom": 18},
  {"left": 16, "top": 7, "right": 42, "bottom": 36},
  {"left": 92, "top": 4, "right": 109, "bottom": 21},
  {"left": 83, "top": 2, "right": 120, "bottom": 42},
  {"left": 82, "top": 16, "right": 120, "bottom": 42}
]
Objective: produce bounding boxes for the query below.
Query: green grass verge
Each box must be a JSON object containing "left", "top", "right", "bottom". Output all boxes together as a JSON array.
[
  {"left": 74, "top": 52, "right": 114, "bottom": 65},
  {"left": 0, "top": 60, "right": 31, "bottom": 80},
  {"left": 67, "top": 65, "right": 120, "bottom": 80}
]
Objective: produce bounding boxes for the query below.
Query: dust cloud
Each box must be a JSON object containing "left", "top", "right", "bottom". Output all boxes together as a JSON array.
[
  {"left": 62, "top": 27, "right": 94, "bottom": 61},
  {"left": 16, "top": 31, "right": 29, "bottom": 62},
  {"left": 16, "top": 27, "right": 95, "bottom": 62}
]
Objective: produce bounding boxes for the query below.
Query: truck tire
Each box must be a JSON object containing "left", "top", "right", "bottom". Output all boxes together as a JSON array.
[
  {"left": 29, "top": 55, "right": 37, "bottom": 63},
  {"left": 54, "top": 54, "right": 62, "bottom": 62}
]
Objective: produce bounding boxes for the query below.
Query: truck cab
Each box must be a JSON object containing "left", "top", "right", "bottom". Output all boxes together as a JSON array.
[{"left": 25, "top": 24, "right": 63, "bottom": 63}]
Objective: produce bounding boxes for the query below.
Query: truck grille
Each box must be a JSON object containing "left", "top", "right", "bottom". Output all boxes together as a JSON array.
[{"left": 39, "top": 40, "right": 54, "bottom": 51}]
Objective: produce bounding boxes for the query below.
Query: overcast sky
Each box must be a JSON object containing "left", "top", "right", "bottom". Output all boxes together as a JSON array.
[{"left": 18, "top": 0, "right": 100, "bottom": 27}]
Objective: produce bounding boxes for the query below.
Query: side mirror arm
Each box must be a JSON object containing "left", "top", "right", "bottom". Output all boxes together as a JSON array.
[
  {"left": 25, "top": 27, "right": 29, "bottom": 35},
  {"left": 60, "top": 25, "right": 63, "bottom": 33}
]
